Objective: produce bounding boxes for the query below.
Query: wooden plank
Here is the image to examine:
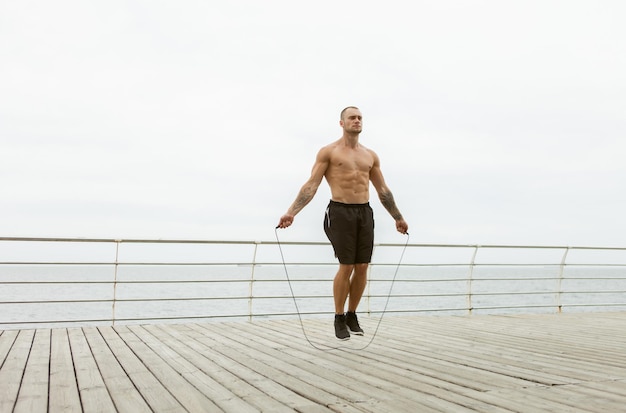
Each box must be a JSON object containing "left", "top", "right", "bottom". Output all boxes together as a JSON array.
[
  {"left": 114, "top": 325, "right": 223, "bottom": 413},
  {"left": 457, "top": 315, "right": 625, "bottom": 377},
  {"left": 578, "top": 379, "right": 626, "bottom": 399},
  {"left": 67, "top": 328, "right": 116, "bottom": 413},
  {"left": 138, "top": 323, "right": 271, "bottom": 413},
  {"left": 379, "top": 314, "right": 626, "bottom": 411},
  {"left": 97, "top": 326, "right": 184, "bottom": 412},
  {"left": 185, "top": 323, "right": 349, "bottom": 413},
  {"left": 260, "top": 315, "right": 626, "bottom": 413},
  {"left": 49, "top": 329, "right": 82, "bottom": 413},
  {"left": 542, "top": 383, "right": 626, "bottom": 413},
  {"left": 231, "top": 319, "right": 515, "bottom": 413},
  {"left": 279, "top": 317, "right": 541, "bottom": 390},
  {"left": 4, "top": 313, "right": 626, "bottom": 413},
  {"left": 164, "top": 322, "right": 339, "bottom": 413},
  {"left": 405, "top": 314, "right": 626, "bottom": 367},
  {"left": 195, "top": 321, "right": 461, "bottom": 413},
  {"left": 378, "top": 315, "right": 623, "bottom": 385},
  {"left": 274, "top": 318, "right": 536, "bottom": 411},
  {"left": 0, "top": 330, "right": 20, "bottom": 367},
  {"left": 178, "top": 325, "right": 348, "bottom": 411},
  {"left": 82, "top": 326, "right": 153, "bottom": 413},
  {"left": 13, "top": 329, "right": 50, "bottom": 413},
  {"left": 0, "top": 330, "right": 34, "bottom": 413}
]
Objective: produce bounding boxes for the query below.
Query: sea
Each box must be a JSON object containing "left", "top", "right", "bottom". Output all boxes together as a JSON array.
[{"left": 1, "top": 240, "right": 626, "bottom": 329}]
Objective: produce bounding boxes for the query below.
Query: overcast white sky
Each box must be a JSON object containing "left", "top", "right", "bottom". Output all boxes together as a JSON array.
[{"left": 1, "top": 0, "right": 625, "bottom": 247}]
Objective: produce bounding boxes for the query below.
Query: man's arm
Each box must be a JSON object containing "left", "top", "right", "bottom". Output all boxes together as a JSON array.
[
  {"left": 277, "top": 148, "right": 329, "bottom": 228},
  {"left": 379, "top": 190, "right": 404, "bottom": 221},
  {"left": 369, "top": 152, "right": 409, "bottom": 234}
]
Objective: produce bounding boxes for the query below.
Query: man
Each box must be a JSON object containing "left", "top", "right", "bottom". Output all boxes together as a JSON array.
[{"left": 277, "top": 106, "right": 408, "bottom": 340}]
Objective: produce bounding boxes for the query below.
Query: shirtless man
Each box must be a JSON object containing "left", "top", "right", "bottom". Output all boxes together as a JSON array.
[{"left": 277, "top": 106, "right": 409, "bottom": 340}]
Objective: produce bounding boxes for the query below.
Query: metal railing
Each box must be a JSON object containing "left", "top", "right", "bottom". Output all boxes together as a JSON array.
[{"left": 1, "top": 236, "right": 626, "bottom": 329}]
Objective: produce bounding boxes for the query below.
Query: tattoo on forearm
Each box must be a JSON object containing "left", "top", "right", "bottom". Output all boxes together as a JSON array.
[
  {"left": 294, "top": 194, "right": 311, "bottom": 210},
  {"left": 380, "top": 191, "right": 403, "bottom": 220},
  {"left": 290, "top": 187, "right": 314, "bottom": 215}
]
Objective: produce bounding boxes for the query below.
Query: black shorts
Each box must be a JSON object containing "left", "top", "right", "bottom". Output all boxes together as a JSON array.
[{"left": 323, "top": 200, "right": 375, "bottom": 265}]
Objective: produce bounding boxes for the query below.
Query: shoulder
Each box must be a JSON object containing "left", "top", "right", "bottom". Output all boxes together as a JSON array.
[
  {"left": 315, "top": 141, "right": 337, "bottom": 162},
  {"left": 317, "top": 140, "right": 341, "bottom": 157},
  {"left": 361, "top": 144, "right": 376, "bottom": 155},
  {"left": 361, "top": 145, "right": 380, "bottom": 163}
]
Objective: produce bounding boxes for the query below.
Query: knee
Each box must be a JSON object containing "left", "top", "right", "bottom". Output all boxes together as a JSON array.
[
  {"left": 353, "top": 263, "right": 369, "bottom": 277},
  {"left": 336, "top": 264, "right": 355, "bottom": 279},
  {"left": 355, "top": 263, "right": 368, "bottom": 272}
]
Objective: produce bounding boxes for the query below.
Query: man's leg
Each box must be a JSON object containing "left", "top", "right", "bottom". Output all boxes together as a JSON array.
[
  {"left": 333, "top": 264, "right": 355, "bottom": 314},
  {"left": 333, "top": 264, "right": 354, "bottom": 340},
  {"left": 348, "top": 263, "right": 368, "bottom": 312},
  {"left": 345, "top": 263, "right": 367, "bottom": 335}
]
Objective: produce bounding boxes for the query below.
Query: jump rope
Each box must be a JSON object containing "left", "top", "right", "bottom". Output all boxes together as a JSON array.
[{"left": 274, "top": 227, "right": 410, "bottom": 351}]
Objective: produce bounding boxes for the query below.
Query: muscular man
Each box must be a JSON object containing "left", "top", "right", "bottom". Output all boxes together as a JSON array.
[{"left": 277, "top": 106, "right": 408, "bottom": 340}]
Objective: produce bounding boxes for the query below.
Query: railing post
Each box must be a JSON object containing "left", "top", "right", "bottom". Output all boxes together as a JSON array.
[
  {"left": 249, "top": 242, "right": 260, "bottom": 322},
  {"left": 468, "top": 246, "right": 479, "bottom": 315},
  {"left": 557, "top": 247, "right": 569, "bottom": 313},
  {"left": 112, "top": 240, "right": 121, "bottom": 326}
]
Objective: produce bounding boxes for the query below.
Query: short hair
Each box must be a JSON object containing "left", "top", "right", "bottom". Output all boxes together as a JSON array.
[{"left": 340, "top": 106, "right": 360, "bottom": 120}]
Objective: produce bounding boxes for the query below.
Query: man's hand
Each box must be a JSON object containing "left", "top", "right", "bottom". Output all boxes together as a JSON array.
[
  {"left": 396, "top": 219, "right": 409, "bottom": 235},
  {"left": 277, "top": 214, "right": 294, "bottom": 229}
]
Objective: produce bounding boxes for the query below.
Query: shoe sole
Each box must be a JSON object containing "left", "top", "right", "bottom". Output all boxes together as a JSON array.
[{"left": 350, "top": 331, "right": 364, "bottom": 336}]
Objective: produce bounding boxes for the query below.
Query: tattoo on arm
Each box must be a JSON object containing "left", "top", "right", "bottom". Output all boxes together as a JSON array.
[
  {"left": 289, "top": 186, "right": 315, "bottom": 215},
  {"left": 379, "top": 191, "right": 403, "bottom": 220}
]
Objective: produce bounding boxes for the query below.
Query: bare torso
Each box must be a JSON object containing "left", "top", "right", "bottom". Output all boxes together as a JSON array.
[
  {"left": 278, "top": 106, "right": 407, "bottom": 234},
  {"left": 322, "top": 139, "right": 376, "bottom": 204}
]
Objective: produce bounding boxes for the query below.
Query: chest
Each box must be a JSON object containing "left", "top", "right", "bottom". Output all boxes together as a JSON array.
[{"left": 330, "top": 148, "right": 373, "bottom": 173}]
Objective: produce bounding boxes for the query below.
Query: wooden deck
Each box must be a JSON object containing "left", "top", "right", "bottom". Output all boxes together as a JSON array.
[{"left": 2, "top": 313, "right": 626, "bottom": 413}]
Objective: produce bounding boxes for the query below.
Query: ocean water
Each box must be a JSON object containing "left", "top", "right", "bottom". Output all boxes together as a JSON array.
[
  {"left": 2, "top": 239, "right": 626, "bottom": 328},
  {"left": 2, "top": 262, "right": 626, "bottom": 329}
]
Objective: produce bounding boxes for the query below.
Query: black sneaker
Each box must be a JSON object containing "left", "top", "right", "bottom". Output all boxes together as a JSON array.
[
  {"left": 346, "top": 311, "right": 364, "bottom": 335},
  {"left": 334, "top": 314, "right": 350, "bottom": 340}
]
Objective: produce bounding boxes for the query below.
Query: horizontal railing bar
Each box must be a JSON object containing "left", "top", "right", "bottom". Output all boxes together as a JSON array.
[
  {"left": 0, "top": 237, "right": 327, "bottom": 246},
  {"left": 355, "top": 291, "right": 626, "bottom": 297},
  {"left": 5, "top": 303, "right": 625, "bottom": 328},
  {"left": 0, "top": 278, "right": 504, "bottom": 285},
  {"left": 562, "top": 264, "right": 626, "bottom": 267},
  {"left": 0, "top": 313, "right": 256, "bottom": 326},
  {"left": 4, "top": 261, "right": 626, "bottom": 268},
  {"left": 3, "top": 236, "right": 626, "bottom": 251},
  {"left": 2, "top": 277, "right": 625, "bottom": 286},
  {"left": 0, "top": 237, "right": 261, "bottom": 244},
  {"left": 461, "top": 290, "right": 626, "bottom": 296},
  {"left": 0, "top": 300, "right": 115, "bottom": 305},
  {"left": 0, "top": 262, "right": 116, "bottom": 265},
  {"left": 0, "top": 280, "right": 255, "bottom": 285},
  {"left": 558, "top": 303, "right": 626, "bottom": 307},
  {"left": 4, "top": 289, "right": 624, "bottom": 306},
  {"left": 0, "top": 319, "right": 115, "bottom": 326},
  {"left": 0, "top": 297, "right": 252, "bottom": 305}
]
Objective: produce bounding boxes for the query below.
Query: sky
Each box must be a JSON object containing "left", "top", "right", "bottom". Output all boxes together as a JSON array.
[{"left": 1, "top": 0, "right": 625, "bottom": 248}]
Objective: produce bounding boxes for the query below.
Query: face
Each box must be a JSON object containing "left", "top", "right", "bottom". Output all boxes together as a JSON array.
[{"left": 340, "top": 108, "right": 363, "bottom": 134}]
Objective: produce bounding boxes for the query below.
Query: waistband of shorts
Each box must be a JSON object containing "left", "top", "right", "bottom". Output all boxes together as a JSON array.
[{"left": 329, "top": 200, "right": 370, "bottom": 208}]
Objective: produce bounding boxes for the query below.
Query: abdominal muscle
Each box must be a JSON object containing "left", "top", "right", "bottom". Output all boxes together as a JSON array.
[
  {"left": 322, "top": 142, "right": 374, "bottom": 204},
  {"left": 325, "top": 169, "right": 371, "bottom": 204}
]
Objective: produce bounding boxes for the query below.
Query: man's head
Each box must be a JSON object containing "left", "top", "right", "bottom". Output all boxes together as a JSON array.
[{"left": 339, "top": 106, "right": 362, "bottom": 134}]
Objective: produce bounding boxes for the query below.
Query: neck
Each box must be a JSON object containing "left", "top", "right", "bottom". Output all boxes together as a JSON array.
[{"left": 341, "top": 132, "right": 360, "bottom": 147}]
